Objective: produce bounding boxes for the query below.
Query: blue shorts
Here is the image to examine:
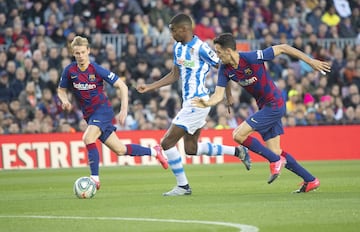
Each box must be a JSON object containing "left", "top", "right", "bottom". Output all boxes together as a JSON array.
[
  {"left": 86, "top": 106, "right": 116, "bottom": 143},
  {"left": 246, "top": 104, "right": 285, "bottom": 141}
]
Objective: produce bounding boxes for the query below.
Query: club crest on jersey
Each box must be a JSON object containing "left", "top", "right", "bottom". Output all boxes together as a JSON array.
[
  {"left": 244, "top": 68, "right": 253, "bottom": 76},
  {"left": 88, "top": 74, "right": 96, "bottom": 82}
]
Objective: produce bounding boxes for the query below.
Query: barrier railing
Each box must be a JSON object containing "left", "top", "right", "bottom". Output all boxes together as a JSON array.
[{"left": 95, "top": 34, "right": 357, "bottom": 57}]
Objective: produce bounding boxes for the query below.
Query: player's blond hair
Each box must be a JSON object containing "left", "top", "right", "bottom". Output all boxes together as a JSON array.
[{"left": 70, "top": 36, "right": 89, "bottom": 49}]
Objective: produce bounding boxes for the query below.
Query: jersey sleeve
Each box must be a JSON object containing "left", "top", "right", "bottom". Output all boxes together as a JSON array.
[
  {"left": 241, "top": 47, "right": 275, "bottom": 63},
  {"left": 93, "top": 63, "right": 119, "bottom": 85},
  {"left": 216, "top": 64, "right": 229, "bottom": 87},
  {"left": 199, "top": 43, "right": 219, "bottom": 67}
]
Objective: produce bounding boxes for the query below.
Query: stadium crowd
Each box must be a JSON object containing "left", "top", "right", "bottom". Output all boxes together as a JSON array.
[{"left": 0, "top": 0, "right": 359, "bottom": 134}]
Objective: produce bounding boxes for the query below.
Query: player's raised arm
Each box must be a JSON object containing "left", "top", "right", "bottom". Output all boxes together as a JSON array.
[
  {"left": 272, "top": 44, "right": 331, "bottom": 74},
  {"left": 192, "top": 86, "right": 226, "bottom": 108},
  {"left": 136, "top": 65, "right": 180, "bottom": 93},
  {"left": 113, "top": 78, "right": 128, "bottom": 125}
]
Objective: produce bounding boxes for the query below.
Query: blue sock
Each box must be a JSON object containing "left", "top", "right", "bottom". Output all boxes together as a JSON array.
[
  {"left": 282, "top": 151, "right": 315, "bottom": 182},
  {"left": 242, "top": 136, "right": 279, "bottom": 162},
  {"left": 86, "top": 143, "right": 99, "bottom": 176},
  {"left": 125, "top": 144, "right": 151, "bottom": 156}
]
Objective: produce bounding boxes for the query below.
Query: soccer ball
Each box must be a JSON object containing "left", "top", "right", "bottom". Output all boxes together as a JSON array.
[{"left": 73, "top": 176, "right": 97, "bottom": 199}]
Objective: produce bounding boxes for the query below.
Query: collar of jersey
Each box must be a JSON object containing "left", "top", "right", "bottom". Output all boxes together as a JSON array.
[{"left": 182, "top": 35, "right": 198, "bottom": 47}]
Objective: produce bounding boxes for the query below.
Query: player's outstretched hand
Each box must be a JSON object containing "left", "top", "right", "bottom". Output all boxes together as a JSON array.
[
  {"left": 191, "top": 97, "right": 208, "bottom": 108},
  {"left": 136, "top": 84, "right": 148, "bottom": 93},
  {"left": 310, "top": 59, "right": 331, "bottom": 75}
]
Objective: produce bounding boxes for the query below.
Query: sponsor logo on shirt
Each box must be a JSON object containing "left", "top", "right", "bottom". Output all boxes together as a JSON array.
[
  {"left": 177, "top": 58, "right": 195, "bottom": 68},
  {"left": 71, "top": 75, "right": 77, "bottom": 79},
  {"left": 239, "top": 76, "right": 258, "bottom": 86},
  {"left": 73, "top": 82, "right": 96, "bottom": 90}
]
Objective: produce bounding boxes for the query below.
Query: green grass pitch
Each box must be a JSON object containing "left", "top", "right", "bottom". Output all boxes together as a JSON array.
[{"left": 1, "top": 160, "right": 359, "bottom": 232}]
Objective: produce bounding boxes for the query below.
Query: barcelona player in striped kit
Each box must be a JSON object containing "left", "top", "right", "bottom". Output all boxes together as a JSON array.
[
  {"left": 137, "top": 14, "right": 250, "bottom": 196},
  {"left": 58, "top": 36, "right": 168, "bottom": 190},
  {"left": 193, "top": 33, "right": 331, "bottom": 193}
]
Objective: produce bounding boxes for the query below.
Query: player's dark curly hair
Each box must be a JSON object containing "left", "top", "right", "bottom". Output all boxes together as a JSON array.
[
  {"left": 214, "top": 33, "right": 236, "bottom": 50},
  {"left": 169, "top": 13, "right": 193, "bottom": 27}
]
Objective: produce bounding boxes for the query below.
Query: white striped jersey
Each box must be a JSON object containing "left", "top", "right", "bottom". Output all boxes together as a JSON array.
[{"left": 173, "top": 35, "right": 219, "bottom": 101}]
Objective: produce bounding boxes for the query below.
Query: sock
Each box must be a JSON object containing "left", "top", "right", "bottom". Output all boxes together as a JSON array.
[
  {"left": 242, "top": 136, "right": 279, "bottom": 162},
  {"left": 164, "top": 146, "right": 188, "bottom": 186},
  {"left": 281, "top": 151, "right": 315, "bottom": 182},
  {"left": 90, "top": 175, "right": 99, "bottom": 182},
  {"left": 197, "top": 142, "right": 236, "bottom": 156},
  {"left": 86, "top": 143, "right": 99, "bottom": 176},
  {"left": 125, "top": 144, "right": 151, "bottom": 156}
]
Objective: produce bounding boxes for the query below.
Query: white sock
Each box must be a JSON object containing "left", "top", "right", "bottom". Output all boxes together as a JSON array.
[
  {"left": 197, "top": 142, "right": 236, "bottom": 156},
  {"left": 90, "top": 175, "right": 99, "bottom": 182},
  {"left": 150, "top": 147, "right": 156, "bottom": 157},
  {"left": 164, "top": 146, "right": 188, "bottom": 186}
]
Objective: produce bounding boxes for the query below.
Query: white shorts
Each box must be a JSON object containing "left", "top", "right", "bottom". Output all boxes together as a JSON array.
[{"left": 172, "top": 98, "right": 211, "bottom": 135}]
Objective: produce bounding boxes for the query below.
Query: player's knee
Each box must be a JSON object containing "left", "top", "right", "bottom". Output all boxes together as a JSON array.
[
  {"left": 184, "top": 147, "right": 197, "bottom": 155},
  {"left": 82, "top": 135, "right": 96, "bottom": 145},
  {"left": 160, "top": 140, "right": 170, "bottom": 150},
  {"left": 115, "top": 148, "right": 127, "bottom": 156},
  {"left": 272, "top": 148, "right": 282, "bottom": 156},
  {"left": 232, "top": 131, "right": 245, "bottom": 144}
]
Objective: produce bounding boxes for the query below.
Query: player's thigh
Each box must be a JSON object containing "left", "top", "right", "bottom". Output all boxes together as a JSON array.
[
  {"left": 161, "top": 124, "right": 186, "bottom": 150},
  {"left": 183, "top": 128, "right": 201, "bottom": 155},
  {"left": 103, "top": 132, "right": 127, "bottom": 155},
  {"left": 265, "top": 135, "right": 282, "bottom": 155},
  {"left": 82, "top": 125, "right": 102, "bottom": 144},
  {"left": 233, "top": 121, "right": 254, "bottom": 143}
]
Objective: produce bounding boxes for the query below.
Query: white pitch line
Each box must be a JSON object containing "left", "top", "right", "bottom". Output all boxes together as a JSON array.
[{"left": 0, "top": 215, "right": 259, "bottom": 232}]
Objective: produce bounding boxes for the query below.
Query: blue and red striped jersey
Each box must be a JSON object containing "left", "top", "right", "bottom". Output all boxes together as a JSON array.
[
  {"left": 58, "top": 62, "right": 119, "bottom": 119},
  {"left": 217, "top": 47, "right": 284, "bottom": 109}
]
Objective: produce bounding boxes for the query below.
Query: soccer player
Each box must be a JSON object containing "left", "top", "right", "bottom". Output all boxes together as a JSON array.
[
  {"left": 136, "top": 14, "right": 250, "bottom": 196},
  {"left": 192, "top": 33, "right": 331, "bottom": 193},
  {"left": 57, "top": 36, "right": 168, "bottom": 190}
]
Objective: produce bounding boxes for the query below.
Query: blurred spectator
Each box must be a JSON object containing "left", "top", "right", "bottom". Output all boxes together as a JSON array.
[
  {"left": 23, "top": 1, "right": 45, "bottom": 26},
  {"left": 131, "top": 57, "right": 150, "bottom": 81},
  {"left": 148, "top": 0, "right": 171, "bottom": 26},
  {"left": 194, "top": 16, "right": 215, "bottom": 42},
  {"left": 286, "top": 89, "right": 300, "bottom": 114},
  {"left": 333, "top": 0, "right": 352, "bottom": 18},
  {"left": 151, "top": 18, "right": 171, "bottom": 48},
  {"left": 303, "top": 92, "right": 315, "bottom": 109},
  {"left": 0, "top": 0, "right": 358, "bottom": 134},
  {"left": 338, "top": 17, "right": 357, "bottom": 38},
  {"left": 158, "top": 85, "right": 177, "bottom": 119},
  {"left": 0, "top": 71, "right": 11, "bottom": 102},
  {"left": 215, "top": 115, "right": 231, "bottom": 130},
  {"left": 18, "top": 81, "right": 38, "bottom": 109},
  {"left": 44, "top": 0, "right": 64, "bottom": 24},
  {"left": 9, "top": 67, "right": 26, "bottom": 100},
  {"left": 321, "top": 3, "right": 341, "bottom": 27}
]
